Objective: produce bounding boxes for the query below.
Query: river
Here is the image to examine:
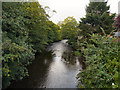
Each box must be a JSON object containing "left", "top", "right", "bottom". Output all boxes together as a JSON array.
[{"left": 9, "top": 40, "right": 83, "bottom": 88}]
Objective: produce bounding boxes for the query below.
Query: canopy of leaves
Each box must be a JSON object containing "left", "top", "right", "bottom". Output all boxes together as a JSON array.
[
  {"left": 60, "top": 17, "right": 79, "bottom": 48},
  {"left": 2, "top": 2, "right": 60, "bottom": 88},
  {"left": 77, "top": 34, "right": 120, "bottom": 88},
  {"left": 79, "top": 0, "right": 115, "bottom": 37}
]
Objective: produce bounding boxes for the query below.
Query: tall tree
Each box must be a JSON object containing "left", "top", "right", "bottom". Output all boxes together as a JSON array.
[
  {"left": 2, "top": 2, "right": 60, "bottom": 88},
  {"left": 79, "top": 0, "right": 115, "bottom": 37},
  {"left": 24, "top": 2, "right": 59, "bottom": 52},
  {"left": 2, "top": 2, "right": 35, "bottom": 88}
]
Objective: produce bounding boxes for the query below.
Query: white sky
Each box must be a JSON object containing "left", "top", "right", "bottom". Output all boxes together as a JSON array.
[{"left": 38, "top": 0, "right": 120, "bottom": 24}]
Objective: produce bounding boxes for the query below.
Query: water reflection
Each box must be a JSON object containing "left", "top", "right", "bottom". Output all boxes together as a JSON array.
[
  {"left": 62, "top": 51, "right": 76, "bottom": 64},
  {"left": 9, "top": 51, "right": 54, "bottom": 88},
  {"left": 44, "top": 40, "right": 82, "bottom": 88},
  {"left": 9, "top": 40, "right": 82, "bottom": 88}
]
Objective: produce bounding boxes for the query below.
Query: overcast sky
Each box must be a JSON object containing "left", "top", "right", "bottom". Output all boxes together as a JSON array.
[{"left": 38, "top": 0, "right": 120, "bottom": 24}]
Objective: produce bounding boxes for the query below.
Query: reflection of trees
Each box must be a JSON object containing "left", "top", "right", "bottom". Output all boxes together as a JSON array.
[
  {"left": 62, "top": 51, "right": 76, "bottom": 65},
  {"left": 78, "top": 56, "right": 86, "bottom": 69},
  {"left": 9, "top": 51, "right": 54, "bottom": 88}
]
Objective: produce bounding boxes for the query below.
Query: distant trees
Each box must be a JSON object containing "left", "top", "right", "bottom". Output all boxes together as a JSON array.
[
  {"left": 47, "top": 21, "right": 60, "bottom": 43},
  {"left": 59, "top": 17, "right": 79, "bottom": 48},
  {"left": 79, "top": 0, "right": 115, "bottom": 38}
]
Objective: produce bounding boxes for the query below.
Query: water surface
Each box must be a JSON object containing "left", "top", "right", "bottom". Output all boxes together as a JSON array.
[{"left": 9, "top": 40, "right": 83, "bottom": 88}]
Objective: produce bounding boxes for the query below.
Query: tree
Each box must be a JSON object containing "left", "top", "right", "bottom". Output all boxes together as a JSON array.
[
  {"left": 79, "top": 0, "right": 115, "bottom": 37},
  {"left": 46, "top": 21, "right": 60, "bottom": 43},
  {"left": 2, "top": 2, "right": 60, "bottom": 88},
  {"left": 2, "top": 2, "right": 35, "bottom": 88},
  {"left": 24, "top": 2, "right": 59, "bottom": 52},
  {"left": 60, "top": 17, "right": 79, "bottom": 48}
]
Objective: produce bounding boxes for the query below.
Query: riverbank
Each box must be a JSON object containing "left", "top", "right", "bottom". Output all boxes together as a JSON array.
[{"left": 8, "top": 40, "right": 83, "bottom": 88}]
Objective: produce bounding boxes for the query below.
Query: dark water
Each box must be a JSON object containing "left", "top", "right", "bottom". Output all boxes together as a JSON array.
[{"left": 9, "top": 40, "right": 83, "bottom": 88}]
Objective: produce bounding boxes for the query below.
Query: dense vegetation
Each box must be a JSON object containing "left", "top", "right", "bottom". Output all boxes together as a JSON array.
[
  {"left": 2, "top": 2, "right": 60, "bottom": 88},
  {"left": 77, "top": 34, "right": 119, "bottom": 88},
  {"left": 79, "top": 1, "right": 115, "bottom": 37},
  {"left": 58, "top": 17, "right": 79, "bottom": 49},
  {"left": 1, "top": 0, "right": 119, "bottom": 89},
  {"left": 58, "top": 0, "right": 119, "bottom": 88},
  {"left": 57, "top": 1, "right": 119, "bottom": 88},
  {"left": 76, "top": 0, "right": 120, "bottom": 88}
]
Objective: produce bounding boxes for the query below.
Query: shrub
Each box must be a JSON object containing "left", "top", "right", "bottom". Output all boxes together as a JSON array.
[
  {"left": 2, "top": 33, "right": 35, "bottom": 88},
  {"left": 77, "top": 34, "right": 120, "bottom": 88}
]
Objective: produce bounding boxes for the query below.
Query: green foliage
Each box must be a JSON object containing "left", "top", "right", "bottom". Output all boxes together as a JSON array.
[
  {"left": 2, "top": 2, "right": 29, "bottom": 39},
  {"left": 2, "top": 2, "right": 60, "bottom": 88},
  {"left": 60, "top": 17, "right": 79, "bottom": 48},
  {"left": 77, "top": 34, "right": 120, "bottom": 88},
  {"left": 25, "top": 2, "right": 60, "bottom": 52},
  {"left": 2, "top": 3, "right": 35, "bottom": 88},
  {"left": 75, "top": 51, "right": 82, "bottom": 57},
  {"left": 2, "top": 33, "right": 35, "bottom": 88},
  {"left": 77, "top": 1, "right": 119, "bottom": 88},
  {"left": 86, "top": 1, "right": 110, "bottom": 15},
  {"left": 47, "top": 21, "right": 60, "bottom": 43},
  {"left": 79, "top": 1, "right": 115, "bottom": 37}
]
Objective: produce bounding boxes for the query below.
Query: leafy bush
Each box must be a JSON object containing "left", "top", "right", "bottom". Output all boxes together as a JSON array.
[
  {"left": 77, "top": 34, "right": 120, "bottom": 88},
  {"left": 2, "top": 33, "right": 35, "bottom": 88},
  {"left": 2, "top": 2, "right": 60, "bottom": 88}
]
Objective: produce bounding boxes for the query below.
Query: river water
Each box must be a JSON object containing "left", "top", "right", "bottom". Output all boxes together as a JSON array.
[{"left": 9, "top": 40, "right": 83, "bottom": 88}]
